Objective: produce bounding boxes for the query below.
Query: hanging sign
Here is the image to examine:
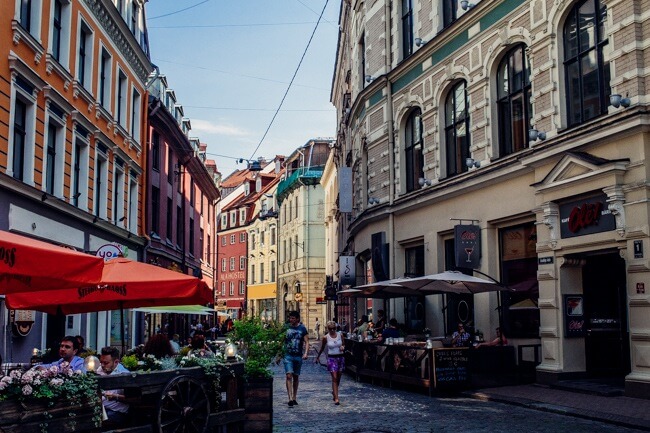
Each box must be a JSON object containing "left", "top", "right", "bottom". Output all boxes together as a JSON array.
[
  {"left": 10, "top": 309, "right": 35, "bottom": 337},
  {"left": 339, "top": 255, "right": 356, "bottom": 287},
  {"left": 454, "top": 225, "right": 481, "bottom": 269}
]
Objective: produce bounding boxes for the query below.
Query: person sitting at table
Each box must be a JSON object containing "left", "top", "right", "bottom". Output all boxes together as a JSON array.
[
  {"left": 476, "top": 327, "right": 508, "bottom": 347},
  {"left": 381, "top": 318, "right": 400, "bottom": 339},
  {"left": 143, "top": 333, "right": 174, "bottom": 359},
  {"left": 353, "top": 315, "right": 370, "bottom": 338},
  {"left": 451, "top": 323, "right": 470, "bottom": 347},
  {"left": 188, "top": 334, "right": 215, "bottom": 358},
  {"left": 373, "top": 310, "right": 386, "bottom": 335},
  {"left": 38, "top": 335, "right": 85, "bottom": 372},
  {"left": 97, "top": 346, "right": 130, "bottom": 426}
]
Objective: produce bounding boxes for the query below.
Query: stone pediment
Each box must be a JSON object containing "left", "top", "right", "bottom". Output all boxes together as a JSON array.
[{"left": 532, "top": 152, "right": 629, "bottom": 193}]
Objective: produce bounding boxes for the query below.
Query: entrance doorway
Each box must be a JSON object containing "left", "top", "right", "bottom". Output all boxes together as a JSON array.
[{"left": 583, "top": 251, "right": 629, "bottom": 377}]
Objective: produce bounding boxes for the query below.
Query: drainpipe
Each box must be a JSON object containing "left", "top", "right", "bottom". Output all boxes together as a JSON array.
[{"left": 386, "top": 0, "right": 396, "bottom": 316}]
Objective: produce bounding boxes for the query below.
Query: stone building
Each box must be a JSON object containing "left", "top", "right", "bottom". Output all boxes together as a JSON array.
[{"left": 330, "top": 0, "right": 650, "bottom": 397}]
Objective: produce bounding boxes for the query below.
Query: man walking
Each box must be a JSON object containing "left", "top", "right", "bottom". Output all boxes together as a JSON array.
[{"left": 282, "top": 311, "right": 309, "bottom": 407}]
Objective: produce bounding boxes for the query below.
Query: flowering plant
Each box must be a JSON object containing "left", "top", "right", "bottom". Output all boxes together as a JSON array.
[{"left": 0, "top": 362, "right": 97, "bottom": 403}]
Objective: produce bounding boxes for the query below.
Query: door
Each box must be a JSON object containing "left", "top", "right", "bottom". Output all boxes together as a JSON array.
[{"left": 583, "top": 252, "right": 629, "bottom": 377}]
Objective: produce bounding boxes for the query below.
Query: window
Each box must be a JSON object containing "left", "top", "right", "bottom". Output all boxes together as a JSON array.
[
  {"left": 260, "top": 263, "right": 265, "bottom": 283},
  {"left": 166, "top": 198, "right": 173, "bottom": 239},
  {"left": 130, "top": 1, "right": 138, "bottom": 35},
  {"left": 497, "top": 44, "right": 532, "bottom": 157},
  {"left": 444, "top": 81, "right": 470, "bottom": 177},
  {"left": 270, "top": 226, "right": 276, "bottom": 245},
  {"left": 221, "top": 236, "right": 227, "bottom": 246},
  {"left": 229, "top": 257, "right": 235, "bottom": 271},
  {"left": 239, "top": 208, "right": 246, "bottom": 224},
  {"left": 240, "top": 232, "right": 246, "bottom": 243},
  {"left": 260, "top": 231, "right": 265, "bottom": 246},
  {"left": 9, "top": 75, "right": 38, "bottom": 183},
  {"left": 167, "top": 150, "right": 174, "bottom": 184},
  {"left": 151, "top": 186, "right": 160, "bottom": 234},
  {"left": 152, "top": 132, "right": 160, "bottom": 170},
  {"left": 131, "top": 88, "right": 141, "bottom": 141},
  {"left": 116, "top": 69, "right": 127, "bottom": 128},
  {"left": 98, "top": 48, "right": 112, "bottom": 111},
  {"left": 19, "top": 0, "right": 43, "bottom": 39},
  {"left": 443, "top": 0, "right": 460, "bottom": 28},
  {"left": 230, "top": 234, "right": 235, "bottom": 244},
  {"left": 404, "top": 108, "right": 424, "bottom": 192},
  {"left": 45, "top": 122, "right": 57, "bottom": 195},
  {"left": 251, "top": 265, "right": 256, "bottom": 284},
  {"left": 402, "top": 0, "right": 414, "bottom": 58},
  {"left": 221, "top": 282, "right": 226, "bottom": 296},
  {"left": 221, "top": 258, "right": 227, "bottom": 272},
  {"left": 51, "top": 0, "right": 62, "bottom": 61},
  {"left": 229, "top": 282, "right": 234, "bottom": 296},
  {"left": 240, "top": 256, "right": 246, "bottom": 270},
  {"left": 113, "top": 160, "right": 125, "bottom": 225},
  {"left": 188, "top": 216, "right": 194, "bottom": 253},
  {"left": 230, "top": 211, "right": 236, "bottom": 226},
  {"left": 221, "top": 214, "right": 227, "bottom": 228},
  {"left": 251, "top": 233, "right": 256, "bottom": 249},
  {"left": 189, "top": 178, "right": 195, "bottom": 207},
  {"left": 564, "top": 0, "right": 610, "bottom": 127},
  {"left": 239, "top": 281, "right": 245, "bottom": 295},
  {"left": 270, "top": 261, "right": 276, "bottom": 282},
  {"left": 77, "top": 22, "right": 92, "bottom": 89},
  {"left": 205, "top": 233, "right": 210, "bottom": 263},
  {"left": 176, "top": 206, "right": 182, "bottom": 246},
  {"left": 94, "top": 146, "right": 108, "bottom": 218},
  {"left": 128, "top": 173, "right": 137, "bottom": 233},
  {"left": 20, "top": 0, "right": 33, "bottom": 33},
  {"left": 12, "top": 99, "right": 27, "bottom": 181},
  {"left": 360, "top": 33, "right": 366, "bottom": 88}
]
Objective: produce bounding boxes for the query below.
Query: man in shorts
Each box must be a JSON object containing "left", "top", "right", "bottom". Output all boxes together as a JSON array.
[{"left": 282, "top": 310, "right": 309, "bottom": 406}]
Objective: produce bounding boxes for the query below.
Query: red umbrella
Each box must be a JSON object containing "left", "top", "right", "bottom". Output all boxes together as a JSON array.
[
  {"left": 0, "top": 230, "right": 104, "bottom": 294},
  {"left": 5, "top": 258, "right": 212, "bottom": 314}
]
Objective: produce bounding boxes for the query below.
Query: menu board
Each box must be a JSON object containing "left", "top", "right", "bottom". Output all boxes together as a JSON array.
[{"left": 433, "top": 348, "right": 470, "bottom": 389}]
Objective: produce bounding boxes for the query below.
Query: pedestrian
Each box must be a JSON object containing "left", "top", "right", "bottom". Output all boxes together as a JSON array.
[
  {"left": 315, "top": 320, "right": 345, "bottom": 405},
  {"left": 280, "top": 310, "right": 309, "bottom": 407},
  {"left": 314, "top": 317, "right": 321, "bottom": 339}
]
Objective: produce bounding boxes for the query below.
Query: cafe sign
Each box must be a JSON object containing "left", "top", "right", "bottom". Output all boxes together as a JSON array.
[{"left": 559, "top": 194, "right": 615, "bottom": 238}]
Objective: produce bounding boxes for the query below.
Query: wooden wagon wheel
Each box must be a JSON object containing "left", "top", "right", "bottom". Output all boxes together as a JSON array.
[{"left": 156, "top": 375, "right": 210, "bottom": 433}]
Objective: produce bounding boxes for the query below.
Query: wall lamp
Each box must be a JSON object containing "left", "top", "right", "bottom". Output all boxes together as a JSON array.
[
  {"left": 465, "top": 158, "right": 480, "bottom": 169},
  {"left": 414, "top": 38, "right": 427, "bottom": 47},
  {"left": 610, "top": 94, "right": 630, "bottom": 108},
  {"left": 529, "top": 128, "right": 547, "bottom": 141},
  {"left": 368, "top": 197, "right": 381, "bottom": 205},
  {"left": 418, "top": 177, "right": 432, "bottom": 187},
  {"left": 237, "top": 158, "right": 263, "bottom": 171},
  {"left": 365, "top": 75, "right": 375, "bottom": 83},
  {"left": 41, "top": 193, "right": 48, "bottom": 201},
  {"left": 461, "top": 1, "right": 475, "bottom": 10}
]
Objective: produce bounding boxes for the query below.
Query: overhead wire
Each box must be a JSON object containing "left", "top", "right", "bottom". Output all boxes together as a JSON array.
[
  {"left": 148, "top": 0, "right": 213, "bottom": 20},
  {"left": 247, "top": 0, "right": 330, "bottom": 162}
]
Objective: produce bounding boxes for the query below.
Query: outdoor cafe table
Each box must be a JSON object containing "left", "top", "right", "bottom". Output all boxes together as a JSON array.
[{"left": 343, "top": 338, "right": 517, "bottom": 394}]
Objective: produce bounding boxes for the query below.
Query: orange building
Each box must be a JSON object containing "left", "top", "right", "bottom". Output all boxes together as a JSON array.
[{"left": 0, "top": 0, "right": 153, "bottom": 360}]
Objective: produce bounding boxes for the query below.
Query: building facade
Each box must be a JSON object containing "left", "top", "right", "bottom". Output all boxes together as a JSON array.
[
  {"left": 0, "top": 0, "right": 152, "bottom": 361},
  {"left": 276, "top": 139, "right": 332, "bottom": 335},
  {"left": 331, "top": 0, "right": 650, "bottom": 397}
]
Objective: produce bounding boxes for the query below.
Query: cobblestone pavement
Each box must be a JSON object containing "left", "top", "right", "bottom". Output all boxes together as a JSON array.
[{"left": 271, "top": 346, "right": 645, "bottom": 433}]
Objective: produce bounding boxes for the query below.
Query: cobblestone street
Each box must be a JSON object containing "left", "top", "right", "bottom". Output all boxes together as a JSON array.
[{"left": 271, "top": 349, "right": 645, "bottom": 433}]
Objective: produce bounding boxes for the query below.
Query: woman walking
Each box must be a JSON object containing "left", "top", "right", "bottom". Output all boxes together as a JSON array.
[{"left": 315, "top": 321, "right": 345, "bottom": 405}]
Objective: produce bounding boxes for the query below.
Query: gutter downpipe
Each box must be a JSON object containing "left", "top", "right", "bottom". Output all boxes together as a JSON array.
[{"left": 386, "top": 0, "right": 396, "bottom": 317}]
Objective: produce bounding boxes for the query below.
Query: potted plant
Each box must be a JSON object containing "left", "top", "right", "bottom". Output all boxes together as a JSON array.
[{"left": 227, "top": 316, "right": 285, "bottom": 433}]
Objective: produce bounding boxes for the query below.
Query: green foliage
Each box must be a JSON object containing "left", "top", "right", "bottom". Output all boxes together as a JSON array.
[
  {"left": 120, "top": 354, "right": 139, "bottom": 370},
  {"left": 229, "top": 316, "right": 285, "bottom": 379}
]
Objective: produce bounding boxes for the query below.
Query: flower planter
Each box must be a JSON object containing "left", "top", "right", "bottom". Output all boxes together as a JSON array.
[
  {"left": 244, "top": 377, "right": 273, "bottom": 433},
  {"left": 0, "top": 397, "right": 100, "bottom": 433}
]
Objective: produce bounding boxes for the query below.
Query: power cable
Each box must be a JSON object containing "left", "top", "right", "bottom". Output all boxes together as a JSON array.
[
  {"left": 184, "top": 105, "right": 333, "bottom": 112},
  {"left": 148, "top": 0, "right": 213, "bottom": 20},
  {"left": 149, "top": 21, "right": 318, "bottom": 29},
  {"left": 247, "top": 0, "right": 330, "bottom": 162}
]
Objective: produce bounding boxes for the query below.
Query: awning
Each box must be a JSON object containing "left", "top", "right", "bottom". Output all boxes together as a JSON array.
[
  {"left": 133, "top": 305, "right": 214, "bottom": 315},
  {"left": 226, "top": 299, "right": 243, "bottom": 308},
  {"left": 247, "top": 283, "right": 276, "bottom": 300}
]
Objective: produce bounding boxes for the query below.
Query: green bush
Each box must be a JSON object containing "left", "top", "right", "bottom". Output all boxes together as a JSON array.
[{"left": 228, "top": 316, "right": 285, "bottom": 379}]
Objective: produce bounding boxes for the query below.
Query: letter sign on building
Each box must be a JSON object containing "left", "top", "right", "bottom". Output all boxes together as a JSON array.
[{"left": 559, "top": 194, "right": 616, "bottom": 238}]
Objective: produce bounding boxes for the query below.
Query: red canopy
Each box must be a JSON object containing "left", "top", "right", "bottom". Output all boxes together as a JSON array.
[
  {"left": 6, "top": 258, "right": 212, "bottom": 314},
  {"left": 0, "top": 230, "right": 104, "bottom": 294}
]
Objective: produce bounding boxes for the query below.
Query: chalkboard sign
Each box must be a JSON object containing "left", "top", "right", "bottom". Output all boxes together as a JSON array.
[{"left": 433, "top": 348, "right": 470, "bottom": 389}]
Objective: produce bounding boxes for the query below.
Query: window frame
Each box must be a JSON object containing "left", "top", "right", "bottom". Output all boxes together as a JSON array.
[
  {"left": 401, "top": 0, "right": 414, "bottom": 59},
  {"left": 404, "top": 108, "right": 424, "bottom": 192},
  {"left": 444, "top": 81, "right": 470, "bottom": 177}
]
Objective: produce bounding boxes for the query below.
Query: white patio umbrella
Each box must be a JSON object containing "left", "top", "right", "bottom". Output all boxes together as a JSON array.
[{"left": 397, "top": 270, "right": 507, "bottom": 295}]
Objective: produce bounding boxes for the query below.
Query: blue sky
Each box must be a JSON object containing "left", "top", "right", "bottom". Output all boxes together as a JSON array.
[{"left": 145, "top": 0, "right": 340, "bottom": 176}]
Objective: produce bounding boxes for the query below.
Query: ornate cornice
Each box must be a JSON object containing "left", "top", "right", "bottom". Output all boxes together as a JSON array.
[{"left": 82, "top": 0, "right": 152, "bottom": 83}]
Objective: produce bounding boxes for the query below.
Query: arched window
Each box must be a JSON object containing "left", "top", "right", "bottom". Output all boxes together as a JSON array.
[
  {"left": 497, "top": 44, "right": 532, "bottom": 156},
  {"left": 404, "top": 108, "right": 424, "bottom": 192},
  {"left": 445, "top": 81, "right": 470, "bottom": 176},
  {"left": 564, "top": 0, "right": 610, "bottom": 127},
  {"left": 402, "top": 0, "right": 414, "bottom": 58}
]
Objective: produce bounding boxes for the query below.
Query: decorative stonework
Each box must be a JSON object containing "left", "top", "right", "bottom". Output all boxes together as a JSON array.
[
  {"left": 83, "top": 0, "right": 151, "bottom": 82},
  {"left": 541, "top": 201, "right": 560, "bottom": 249},
  {"left": 603, "top": 185, "right": 626, "bottom": 237}
]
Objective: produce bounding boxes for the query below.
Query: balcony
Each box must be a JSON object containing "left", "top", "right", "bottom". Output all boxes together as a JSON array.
[{"left": 276, "top": 166, "right": 324, "bottom": 204}]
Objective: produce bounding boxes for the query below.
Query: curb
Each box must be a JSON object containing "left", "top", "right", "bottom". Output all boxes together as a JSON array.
[{"left": 463, "top": 390, "right": 650, "bottom": 432}]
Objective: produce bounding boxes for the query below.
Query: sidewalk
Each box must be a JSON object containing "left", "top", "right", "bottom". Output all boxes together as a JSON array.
[{"left": 464, "top": 384, "right": 650, "bottom": 431}]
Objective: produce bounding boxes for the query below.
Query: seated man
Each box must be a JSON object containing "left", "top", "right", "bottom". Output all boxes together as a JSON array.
[
  {"left": 97, "top": 346, "right": 130, "bottom": 425},
  {"left": 38, "top": 335, "right": 85, "bottom": 372}
]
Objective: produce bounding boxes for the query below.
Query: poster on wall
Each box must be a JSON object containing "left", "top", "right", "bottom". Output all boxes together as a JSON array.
[{"left": 564, "top": 295, "right": 586, "bottom": 338}]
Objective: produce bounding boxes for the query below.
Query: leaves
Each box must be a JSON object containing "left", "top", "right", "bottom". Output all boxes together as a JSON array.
[{"left": 228, "top": 316, "right": 285, "bottom": 379}]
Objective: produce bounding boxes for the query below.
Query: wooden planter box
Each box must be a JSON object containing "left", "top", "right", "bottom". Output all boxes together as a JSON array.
[
  {"left": 244, "top": 377, "right": 273, "bottom": 433},
  {"left": 0, "top": 397, "right": 100, "bottom": 433}
]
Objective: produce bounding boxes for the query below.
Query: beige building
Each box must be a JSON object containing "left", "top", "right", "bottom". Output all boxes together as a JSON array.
[{"left": 330, "top": 0, "right": 650, "bottom": 397}]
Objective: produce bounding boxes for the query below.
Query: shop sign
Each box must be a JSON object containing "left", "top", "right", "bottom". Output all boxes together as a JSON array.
[
  {"left": 96, "top": 244, "right": 123, "bottom": 261},
  {"left": 10, "top": 309, "right": 35, "bottom": 337},
  {"left": 564, "top": 295, "right": 586, "bottom": 338},
  {"left": 634, "top": 240, "right": 644, "bottom": 259},
  {"left": 316, "top": 297, "right": 326, "bottom": 304},
  {"left": 454, "top": 225, "right": 481, "bottom": 269},
  {"left": 538, "top": 257, "right": 553, "bottom": 265},
  {"left": 339, "top": 255, "right": 356, "bottom": 287},
  {"left": 294, "top": 292, "right": 303, "bottom": 302},
  {"left": 559, "top": 194, "right": 615, "bottom": 238}
]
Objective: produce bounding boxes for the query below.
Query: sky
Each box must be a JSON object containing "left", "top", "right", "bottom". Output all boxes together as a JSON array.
[{"left": 144, "top": 0, "right": 340, "bottom": 176}]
